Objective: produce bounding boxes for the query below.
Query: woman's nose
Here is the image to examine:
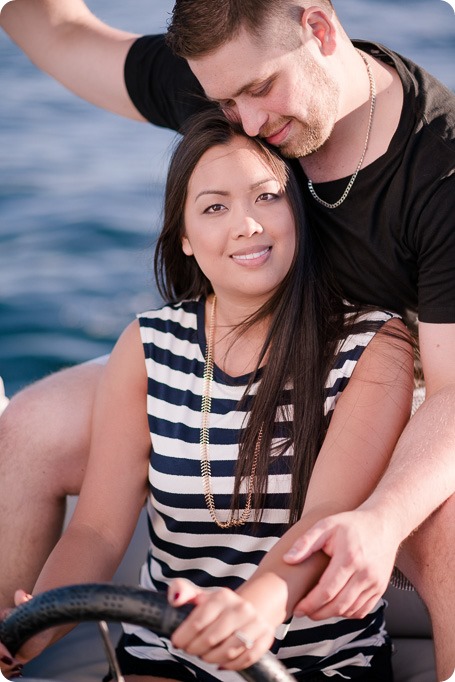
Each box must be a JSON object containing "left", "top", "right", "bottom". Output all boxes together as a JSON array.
[{"left": 231, "top": 213, "right": 263, "bottom": 239}]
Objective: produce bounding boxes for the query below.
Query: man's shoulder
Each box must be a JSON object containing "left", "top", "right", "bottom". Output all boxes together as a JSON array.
[
  {"left": 125, "top": 35, "right": 208, "bottom": 131},
  {"left": 355, "top": 39, "right": 455, "bottom": 146}
]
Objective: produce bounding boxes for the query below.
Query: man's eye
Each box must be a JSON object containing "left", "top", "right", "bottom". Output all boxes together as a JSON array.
[
  {"left": 251, "top": 81, "right": 272, "bottom": 98},
  {"left": 219, "top": 100, "right": 235, "bottom": 111}
]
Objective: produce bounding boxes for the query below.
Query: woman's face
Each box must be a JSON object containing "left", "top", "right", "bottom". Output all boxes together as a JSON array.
[{"left": 182, "top": 136, "right": 296, "bottom": 308}]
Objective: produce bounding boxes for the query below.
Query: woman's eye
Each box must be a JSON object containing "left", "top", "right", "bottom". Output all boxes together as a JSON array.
[
  {"left": 257, "top": 192, "right": 278, "bottom": 202},
  {"left": 204, "top": 203, "right": 225, "bottom": 214}
]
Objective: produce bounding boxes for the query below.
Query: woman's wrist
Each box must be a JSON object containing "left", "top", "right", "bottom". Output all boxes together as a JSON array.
[{"left": 236, "top": 572, "right": 290, "bottom": 626}]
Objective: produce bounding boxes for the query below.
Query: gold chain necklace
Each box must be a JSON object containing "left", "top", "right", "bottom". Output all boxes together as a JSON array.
[
  {"left": 307, "top": 50, "right": 376, "bottom": 209},
  {"left": 200, "top": 295, "right": 262, "bottom": 529}
]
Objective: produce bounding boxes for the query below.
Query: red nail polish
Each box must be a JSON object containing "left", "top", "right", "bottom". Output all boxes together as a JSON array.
[
  {"left": 172, "top": 592, "right": 180, "bottom": 602},
  {"left": 1, "top": 656, "right": 13, "bottom": 665}
]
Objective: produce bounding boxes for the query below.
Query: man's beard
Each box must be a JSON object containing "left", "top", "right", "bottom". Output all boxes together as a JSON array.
[
  {"left": 262, "top": 58, "right": 340, "bottom": 159},
  {"left": 276, "top": 116, "right": 336, "bottom": 158}
]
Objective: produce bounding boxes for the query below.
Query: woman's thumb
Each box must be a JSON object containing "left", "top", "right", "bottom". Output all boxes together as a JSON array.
[{"left": 14, "top": 590, "right": 32, "bottom": 607}]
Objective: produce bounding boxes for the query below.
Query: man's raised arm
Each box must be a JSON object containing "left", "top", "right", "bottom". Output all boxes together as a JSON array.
[{"left": 1, "top": 0, "right": 144, "bottom": 120}]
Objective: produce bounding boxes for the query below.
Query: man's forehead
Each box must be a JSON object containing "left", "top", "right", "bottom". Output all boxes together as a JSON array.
[{"left": 188, "top": 34, "right": 276, "bottom": 102}]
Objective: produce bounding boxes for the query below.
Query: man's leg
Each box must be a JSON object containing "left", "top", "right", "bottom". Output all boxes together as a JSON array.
[
  {"left": 397, "top": 493, "right": 455, "bottom": 681},
  {"left": 0, "top": 362, "right": 103, "bottom": 607}
]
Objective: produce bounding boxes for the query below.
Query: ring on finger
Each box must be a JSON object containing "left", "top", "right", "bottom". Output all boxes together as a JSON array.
[{"left": 234, "top": 630, "right": 254, "bottom": 650}]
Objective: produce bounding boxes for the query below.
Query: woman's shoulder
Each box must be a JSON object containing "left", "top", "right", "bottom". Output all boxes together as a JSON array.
[
  {"left": 344, "top": 304, "right": 399, "bottom": 326},
  {"left": 137, "top": 298, "right": 201, "bottom": 324},
  {"left": 336, "top": 305, "right": 401, "bottom": 358}
]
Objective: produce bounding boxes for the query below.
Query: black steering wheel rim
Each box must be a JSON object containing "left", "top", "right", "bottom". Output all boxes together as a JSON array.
[{"left": 0, "top": 583, "right": 296, "bottom": 682}]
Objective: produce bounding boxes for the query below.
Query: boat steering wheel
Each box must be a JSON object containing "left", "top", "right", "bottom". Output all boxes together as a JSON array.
[{"left": 0, "top": 583, "right": 295, "bottom": 682}]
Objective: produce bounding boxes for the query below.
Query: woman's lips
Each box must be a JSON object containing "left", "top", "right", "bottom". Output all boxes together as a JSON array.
[{"left": 231, "top": 246, "right": 271, "bottom": 264}]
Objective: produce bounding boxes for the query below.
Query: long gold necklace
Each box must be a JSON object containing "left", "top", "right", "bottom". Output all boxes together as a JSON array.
[
  {"left": 200, "top": 295, "right": 262, "bottom": 529},
  {"left": 307, "top": 50, "right": 376, "bottom": 209}
]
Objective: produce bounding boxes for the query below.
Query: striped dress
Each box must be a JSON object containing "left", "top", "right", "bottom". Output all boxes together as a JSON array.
[{"left": 120, "top": 297, "right": 395, "bottom": 680}]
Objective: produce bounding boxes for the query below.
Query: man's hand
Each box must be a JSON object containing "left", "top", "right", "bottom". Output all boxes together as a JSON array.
[{"left": 283, "top": 510, "right": 399, "bottom": 620}]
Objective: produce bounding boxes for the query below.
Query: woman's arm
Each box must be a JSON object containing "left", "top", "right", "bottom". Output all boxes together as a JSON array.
[
  {"left": 16, "top": 320, "right": 151, "bottom": 661},
  {"left": 170, "top": 318, "right": 414, "bottom": 670}
]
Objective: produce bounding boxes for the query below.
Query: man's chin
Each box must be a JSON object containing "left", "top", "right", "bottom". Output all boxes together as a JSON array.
[{"left": 278, "top": 140, "right": 324, "bottom": 159}]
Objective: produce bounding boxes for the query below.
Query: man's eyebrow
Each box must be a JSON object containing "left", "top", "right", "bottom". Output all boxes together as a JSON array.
[{"left": 207, "top": 77, "right": 272, "bottom": 103}]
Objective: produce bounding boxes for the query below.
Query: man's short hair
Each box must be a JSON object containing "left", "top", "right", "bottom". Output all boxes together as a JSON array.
[{"left": 166, "top": 0, "right": 334, "bottom": 59}]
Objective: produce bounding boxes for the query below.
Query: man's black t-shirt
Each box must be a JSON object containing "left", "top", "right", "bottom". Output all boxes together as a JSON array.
[{"left": 124, "top": 36, "right": 455, "bottom": 323}]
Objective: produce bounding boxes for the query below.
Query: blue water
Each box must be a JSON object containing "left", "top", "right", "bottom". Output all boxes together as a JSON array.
[{"left": 1, "top": 0, "right": 454, "bottom": 396}]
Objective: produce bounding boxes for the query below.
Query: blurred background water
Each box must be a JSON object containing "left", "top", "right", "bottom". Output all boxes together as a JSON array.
[{"left": 0, "top": 0, "right": 454, "bottom": 397}]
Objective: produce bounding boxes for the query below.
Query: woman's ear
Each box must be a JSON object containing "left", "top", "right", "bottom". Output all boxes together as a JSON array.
[
  {"left": 301, "top": 6, "right": 336, "bottom": 55},
  {"left": 182, "top": 235, "right": 194, "bottom": 256}
]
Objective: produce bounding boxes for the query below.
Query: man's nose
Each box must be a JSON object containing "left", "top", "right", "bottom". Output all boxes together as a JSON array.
[{"left": 236, "top": 101, "right": 268, "bottom": 137}]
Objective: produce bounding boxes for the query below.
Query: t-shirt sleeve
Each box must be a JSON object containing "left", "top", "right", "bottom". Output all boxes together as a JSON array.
[
  {"left": 415, "top": 175, "right": 455, "bottom": 324},
  {"left": 124, "top": 34, "right": 213, "bottom": 132}
]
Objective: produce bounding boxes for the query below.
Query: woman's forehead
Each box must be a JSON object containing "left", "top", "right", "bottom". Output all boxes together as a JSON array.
[{"left": 189, "top": 137, "right": 281, "bottom": 188}]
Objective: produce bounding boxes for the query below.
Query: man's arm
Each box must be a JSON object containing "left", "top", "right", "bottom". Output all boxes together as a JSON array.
[
  {"left": 1, "top": 0, "right": 144, "bottom": 120},
  {"left": 366, "top": 322, "right": 455, "bottom": 529},
  {"left": 285, "top": 322, "right": 455, "bottom": 620}
]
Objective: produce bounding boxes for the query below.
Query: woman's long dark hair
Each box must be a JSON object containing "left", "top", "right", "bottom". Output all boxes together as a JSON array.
[{"left": 154, "top": 110, "right": 381, "bottom": 525}]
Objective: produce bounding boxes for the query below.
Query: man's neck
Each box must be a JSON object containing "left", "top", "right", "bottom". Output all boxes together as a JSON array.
[{"left": 300, "top": 54, "right": 403, "bottom": 184}]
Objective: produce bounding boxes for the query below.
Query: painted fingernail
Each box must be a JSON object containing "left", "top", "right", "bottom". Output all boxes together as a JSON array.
[
  {"left": 1, "top": 656, "right": 13, "bottom": 665},
  {"left": 171, "top": 592, "right": 180, "bottom": 603}
]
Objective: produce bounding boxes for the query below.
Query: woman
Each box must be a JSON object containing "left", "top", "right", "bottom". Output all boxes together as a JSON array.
[{"left": 1, "top": 110, "right": 413, "bottom": 681}]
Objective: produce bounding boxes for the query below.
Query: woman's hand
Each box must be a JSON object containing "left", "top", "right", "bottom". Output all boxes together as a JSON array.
[
  {"left": 0, "top": 589, "right": 57, "bottom": 677},
  {"left": 0, "top": 590, "right": 32, "bottom": 678},
  {"left": 0, "top": 610, "right": 21, "bottom": 679},
  {"left": 168, "top": 579, "right": 275, "bottom": 670}
]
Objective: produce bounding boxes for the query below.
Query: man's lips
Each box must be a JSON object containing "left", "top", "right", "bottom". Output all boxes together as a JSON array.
[
  {"left": 264, "top": 121, "right": 291, "bottom": 146},
  {"left": 231, "top": 246, "right": 271, "bottom": 263}
]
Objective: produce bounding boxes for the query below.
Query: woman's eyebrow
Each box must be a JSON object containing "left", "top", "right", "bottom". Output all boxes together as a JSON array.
[
  {"left": 250, "top": 177, "right": 277, "bottom": 190},
  {"left": 195, "top": 178, "right": 276, "bottom": 201},
  {"left": 195, "top": 189, "right": 229, "bottom": 201}
]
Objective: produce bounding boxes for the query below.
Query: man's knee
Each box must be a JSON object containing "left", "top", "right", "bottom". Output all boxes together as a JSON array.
[
  {"left": 0, "top": 363, "right": 104, "bottom": 495},
  {"left": 399, "top": 494, "right": 455, "bottom": 593}
]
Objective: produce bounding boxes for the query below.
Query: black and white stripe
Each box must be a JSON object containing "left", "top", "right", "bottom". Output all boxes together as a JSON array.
[{"left": 120, "top": 298, "right": 395, "bottom": 679}]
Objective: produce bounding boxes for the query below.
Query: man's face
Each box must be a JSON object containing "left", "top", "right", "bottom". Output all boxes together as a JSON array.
[{"left": 188, "top": 26, "right": 340, "bottom": 159}]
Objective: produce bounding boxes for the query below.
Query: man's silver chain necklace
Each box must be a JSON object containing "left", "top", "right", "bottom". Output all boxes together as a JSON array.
[{"left": 307, "top": 50, "right": 376, "bottom": 210}]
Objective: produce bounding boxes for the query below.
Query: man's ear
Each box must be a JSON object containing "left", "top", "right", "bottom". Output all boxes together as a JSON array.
[
  {"left": 182, "top": 235, "right": 194, "bottom": 256},
  {"left": 301, "top": 6, "right": 336, "bottom": 55}
]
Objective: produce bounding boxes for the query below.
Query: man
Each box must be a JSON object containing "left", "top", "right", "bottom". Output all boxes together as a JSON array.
[{"left": 1, "top": 0, "right": 454, "bottom": 678}]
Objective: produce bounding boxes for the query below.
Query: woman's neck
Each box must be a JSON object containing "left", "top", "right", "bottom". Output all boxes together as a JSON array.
[{"left": 205, "top": 294, "right": 270, "bottom": 378}]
